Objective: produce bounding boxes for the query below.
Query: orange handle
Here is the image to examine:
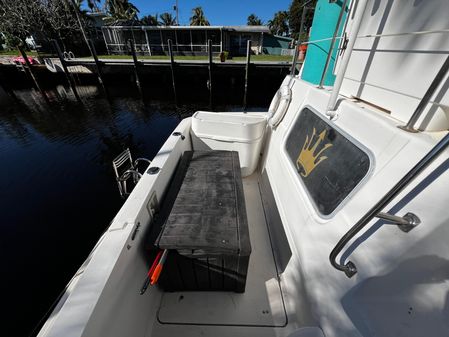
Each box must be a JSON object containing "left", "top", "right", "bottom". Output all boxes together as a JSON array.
[{"left": 150, "top": 264, "right": 163, "bottom": 285}]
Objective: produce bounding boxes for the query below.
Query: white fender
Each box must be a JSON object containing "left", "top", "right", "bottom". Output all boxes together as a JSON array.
[{"left": 267, "top": 84, "right": 292, "bottom": 127}]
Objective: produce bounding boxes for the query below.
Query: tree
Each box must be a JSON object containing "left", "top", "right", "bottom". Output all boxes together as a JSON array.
[
  {"left": 190, "top": 7, "right": 210, "bottom": 26},
  {"left": 86, "top": 0, "right": 100, "bottom": 12},
  {"left": 140, "top": 14, "right": 159, "bottom": 26},
  {"left": 289, "top": 0, "right": 317, "bottom": 40},
  {"left": 0, "top": 33, "right": 5, "bottom": 50},
  {"left": 159, "top": 12, "right": 176, "bottom": 26},
  {"left": 268, "top": 11, "right": 289, "bottom": 36},
  {"left": 43, "top": 0, "right": 84, "bottom": 43},
  {"left": 247, "top": 14, "right": 263, "bottom": 26},
  {"left": 0, "top": 1, "right": 46, "bottom": 47},
  {"left": 0, "top": 0, "right": 93, "bottom": 50},
  {"left": 104, "top": 0, "right": 139, "bottom": 24}
]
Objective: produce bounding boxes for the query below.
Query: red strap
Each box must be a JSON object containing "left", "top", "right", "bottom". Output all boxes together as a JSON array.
[{"left": 147, "top": 250, "right": 163, "bottom": 277}]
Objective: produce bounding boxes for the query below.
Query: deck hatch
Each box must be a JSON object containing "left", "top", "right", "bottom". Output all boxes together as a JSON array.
[{"left": 285, "top": 108, "right": 371, "bottom": 216}]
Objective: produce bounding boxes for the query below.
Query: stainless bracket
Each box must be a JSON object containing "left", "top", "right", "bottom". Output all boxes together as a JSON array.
[{"left": 376, "top": 212, "right": 421, "bottom": 233}]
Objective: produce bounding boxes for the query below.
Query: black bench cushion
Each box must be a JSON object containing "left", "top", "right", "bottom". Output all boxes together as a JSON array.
[{"left": 157, "top": 151, "right": 250, "bottom": 257}]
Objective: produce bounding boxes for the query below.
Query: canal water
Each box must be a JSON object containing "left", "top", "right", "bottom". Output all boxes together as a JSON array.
[{"left": 0, "top": 84, "right": 269, "bottom": 336}]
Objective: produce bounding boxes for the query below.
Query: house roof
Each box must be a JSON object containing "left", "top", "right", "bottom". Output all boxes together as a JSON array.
[{"left": 104, "top": 25, "right": 271, "bottom": 33}]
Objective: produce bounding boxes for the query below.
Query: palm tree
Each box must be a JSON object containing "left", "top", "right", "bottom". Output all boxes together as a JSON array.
[
  {"left": 247, "top": 14, "right": 262, "bottom": 26},
  {"left": 104, "top": 0, "right": 139, "bottom": 24},
  {"left": 190, "top": 7, "right": 210, "bottom": 26},
  {"left": 159, "top": 12, "right": 176, "bottom": 26},
  {"left": 140, "top": 14, "right": 159, "bottom": 26},
  {"left": 86, "top": 0, "right": 100, "bottom": 12},
  {"left": 268, "top": 11, "right": 289, "bottom": 36}
]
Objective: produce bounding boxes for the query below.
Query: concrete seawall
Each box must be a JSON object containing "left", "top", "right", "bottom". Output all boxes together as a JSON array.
[{"left": 0, "top": 58, "right": 294, "bottom": 106}]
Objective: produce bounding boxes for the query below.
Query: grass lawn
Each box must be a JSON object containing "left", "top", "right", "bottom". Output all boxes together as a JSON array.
[
  {"left": 93, "top": 54, "right": 293, "bottom": 62},
  {"left": 233, "top": 55, "right": 292, "bottom": 62},
  {"left": 0, "top": 49, "right": 39, "bottom": 56}
]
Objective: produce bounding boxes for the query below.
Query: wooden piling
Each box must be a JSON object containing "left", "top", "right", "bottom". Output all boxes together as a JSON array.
[
  {"left": 243, "top": 40, "right": 252, "bottom": 111},
  {"left": 167, "top": 39, "right": 178, "bottom": 105},
  {"left": 52, "top": 40, "right": 81, "bottom": 101},
  {"left": 87, "top": 39, "right": 107, "bottom": 94},
  {"left": 17, "top": 46, "right": 46, "bottom": 97},
  {"left": 128, "top": 39, "right": 143, "bottom": 96},
  {"left": 208, "top": 39, "right": 213, "bottom": 109}
]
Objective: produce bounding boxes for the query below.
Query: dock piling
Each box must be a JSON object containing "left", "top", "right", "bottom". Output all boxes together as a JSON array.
[
  {"left": 243, "top": 40, "right": 252, "bottom": 111},
  {"left": 17, "top": 46, "right": 47, "bottom": 101},
  {"left": 87, "top": 39, "right": 107, "bottom": 94},
  {"left": 128, "top": 39, "right": 143, "bottom": 96},
  {"left": 167, "top": 39, "right": 178, "bottom": 105},
  {"left": 52, "top": 40, "right": 81, "bottom": 101},
  {"left": 208, "top": 39, "right": 213, "bottom": 109}
]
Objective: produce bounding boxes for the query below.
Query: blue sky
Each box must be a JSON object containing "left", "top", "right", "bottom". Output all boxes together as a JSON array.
[{"left": 90, "top": 0, "right": 292, "bottom": 25}]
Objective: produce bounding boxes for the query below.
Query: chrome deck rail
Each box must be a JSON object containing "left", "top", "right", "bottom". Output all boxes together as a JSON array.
[
  {"left": 318, "top": 0, "right": 349, "bottom": 88},
  {"left": 330, "top": 132, "right": 449, "bottom": 277},
  {"left": 399, "top": 55, "right": 449, "bottom": 132},
  {"left": 112, "top": 149, "right": 151, "bottom": 198}
]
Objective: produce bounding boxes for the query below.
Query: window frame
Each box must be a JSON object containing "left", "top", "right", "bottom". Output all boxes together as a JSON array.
[{"left": 282, "top": 105, "right": 375, "bottom": 219}]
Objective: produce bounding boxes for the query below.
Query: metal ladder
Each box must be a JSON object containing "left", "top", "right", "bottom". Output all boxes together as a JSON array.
[{"left": 112, "top": 148, "right": 151, "bottom": 198}]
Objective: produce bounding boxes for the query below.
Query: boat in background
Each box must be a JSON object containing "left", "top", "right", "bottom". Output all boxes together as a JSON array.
[{"left": 37, "top": 0, "right": 449, "bottom": 336}]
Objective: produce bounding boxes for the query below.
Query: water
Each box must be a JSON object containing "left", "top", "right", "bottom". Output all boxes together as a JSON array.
[{"left": 0, "top": 85, "right": 267, "bottom": 336}]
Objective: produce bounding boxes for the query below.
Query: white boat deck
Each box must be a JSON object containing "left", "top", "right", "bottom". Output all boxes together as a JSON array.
[{"left": 149, "top": 173, "right": 288, "bottom": 336}]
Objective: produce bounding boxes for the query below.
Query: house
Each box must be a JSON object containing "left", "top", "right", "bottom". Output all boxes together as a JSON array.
[
  {"left": 262, "top": 34, "right": 294, "bottom": 56},
  {"left": 101, "top": 25, "right": 291, "bottom": 56}
]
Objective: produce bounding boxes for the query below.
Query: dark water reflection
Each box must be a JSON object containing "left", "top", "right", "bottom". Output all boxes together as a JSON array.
[{"left": 0, "top": 85, "right": 266, "bottom": 336}]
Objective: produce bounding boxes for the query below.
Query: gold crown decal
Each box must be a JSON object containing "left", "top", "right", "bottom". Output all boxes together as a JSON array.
[{"left": 296, "top": 128, "right": 333, "bottom": 177}]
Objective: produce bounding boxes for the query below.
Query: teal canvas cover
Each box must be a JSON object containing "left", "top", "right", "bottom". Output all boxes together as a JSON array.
[{"left": 301, "top": 0, "right": 348, "bottom": 86}]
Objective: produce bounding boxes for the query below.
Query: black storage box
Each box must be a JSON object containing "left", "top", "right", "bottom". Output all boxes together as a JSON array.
[{"left": 155, "top": 151, "right": 251, "bottom": 293}]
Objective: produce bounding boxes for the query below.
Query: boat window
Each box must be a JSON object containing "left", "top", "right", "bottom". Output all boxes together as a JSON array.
[{"left": 285, "top": 108, "right": 371, "bottom": 216}]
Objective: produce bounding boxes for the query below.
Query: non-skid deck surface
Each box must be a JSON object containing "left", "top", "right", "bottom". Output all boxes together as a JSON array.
[{"left": 157, "top": 174, "right": 287, "bottom": 327}]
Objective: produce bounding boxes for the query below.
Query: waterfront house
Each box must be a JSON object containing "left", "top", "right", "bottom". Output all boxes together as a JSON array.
[{"left": 101, "top": 25, "right": 292, "bottom": 56}]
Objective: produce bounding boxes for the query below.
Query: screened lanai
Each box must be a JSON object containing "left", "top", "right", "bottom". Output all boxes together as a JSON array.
[{"left": 101, "top": 25, "right": 269, "bottom": 56}]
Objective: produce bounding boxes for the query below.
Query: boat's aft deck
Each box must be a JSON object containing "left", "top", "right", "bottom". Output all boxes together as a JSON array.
[{"left": 149, "top": 173, "right": 287, "bottom": 336}]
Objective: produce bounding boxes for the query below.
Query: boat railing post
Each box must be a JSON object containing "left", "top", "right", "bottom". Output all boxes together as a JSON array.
[
  {"left": 208, "top": 39, "right": 213, "bottom": 109},
  {"left": 243, "top": 40, "right": 252, "bottom": 111},
  {"left": 326, "top": 0, "right": 369, "bottom": 119},
  {"left": 398, "top": 55, "right": 449, "bottom": 133},
  {"left": 318, "top": 0, "right": 349, "bottom": 89},
  {"left": 128, "top": 39, "right": 143, "bottom": 96},
  {"left": 290, "top": 42, "right": 299, "bottom": 77},
  {"left": 52, "top": 40, "right": 81, "bottom": 101},
  {"left": 167, "top": 39, "right": 178, "bottom": 105}
]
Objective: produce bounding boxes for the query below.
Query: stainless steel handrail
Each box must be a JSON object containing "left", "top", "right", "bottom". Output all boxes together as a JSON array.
[
  {"left": 135, "top": 158, "right": 152, "bottom": 166},
  {"left": 357, "top": 28, "right": 449, "bottom": 39},
  {"left": 330, "top": 132, "right": 449, "bottom": 277},
  {"left": 326, "top": 0, "right": 369, "bottom": 117},
  {"left": 290, "top": 44, "right": 300, "bottom": 76},
  {"left": 318, "top": 0, "right": 349, "bottom": 88},
  {"left": 300, "top": 36, "right": 343, "bottom": 46},
  {"left": 399, "top": 55, "right": 449, "bottom": 132}
]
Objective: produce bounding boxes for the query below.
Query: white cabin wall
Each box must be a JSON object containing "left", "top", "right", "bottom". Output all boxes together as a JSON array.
[
  {"left": 262, "top": 74, "right": 449, "bottom": 336},
  {"left": 339, "top": 0, "right": 449, "bottom": 131}
]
